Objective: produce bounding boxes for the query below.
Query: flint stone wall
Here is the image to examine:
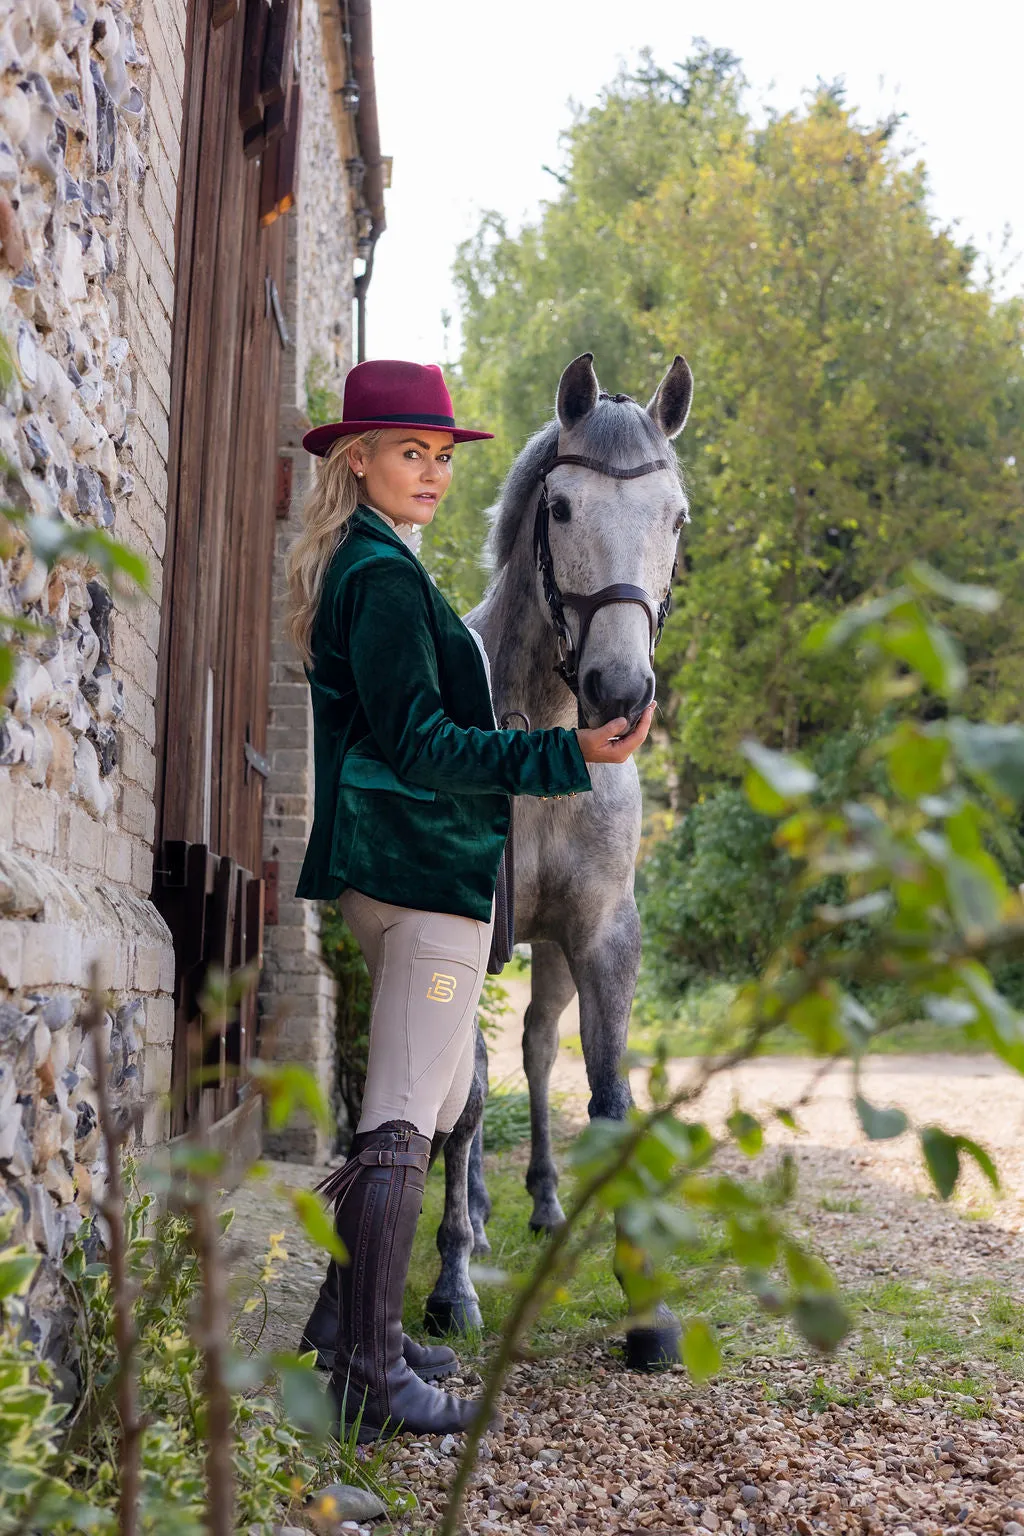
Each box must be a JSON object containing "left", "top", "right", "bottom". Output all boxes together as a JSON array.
[{"left": 0, "top": 0, "right": 182, "bottom": 1350}]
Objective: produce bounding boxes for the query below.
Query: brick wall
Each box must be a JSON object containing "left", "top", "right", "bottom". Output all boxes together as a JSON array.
[{"left": 259, "top": 0, "right": 358, "bottom": 1161}]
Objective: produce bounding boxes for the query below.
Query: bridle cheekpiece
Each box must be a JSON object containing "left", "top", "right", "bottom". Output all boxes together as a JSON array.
[{"left": 532, "top": 399, "right": 680, "bottom": 704}]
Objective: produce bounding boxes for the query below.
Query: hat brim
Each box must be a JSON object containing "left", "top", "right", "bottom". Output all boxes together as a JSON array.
[{"left": 302, "top": 419, "right": 495, "bottom": 456}]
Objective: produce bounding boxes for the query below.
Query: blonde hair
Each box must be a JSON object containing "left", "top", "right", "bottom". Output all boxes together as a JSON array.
[{"left": 285, "top": 430, "right": 384, "bottom": 667}]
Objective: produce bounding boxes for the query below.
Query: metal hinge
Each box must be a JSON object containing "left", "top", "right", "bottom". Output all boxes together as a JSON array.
[{"left": 244, "top": 723, "right": 270, "bottom": 781}]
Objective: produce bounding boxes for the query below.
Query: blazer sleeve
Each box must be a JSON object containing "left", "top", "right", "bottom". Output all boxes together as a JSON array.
[{"left": 336, "top": 557, "right": 592, "bottom": 798}]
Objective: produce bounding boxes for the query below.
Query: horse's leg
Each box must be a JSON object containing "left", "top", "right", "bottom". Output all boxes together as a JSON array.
[
  {"left": 524, "top": 941, "right": 577, "bottom": 1235},
  {"left": 567, "top": 901, "right": 682, "bottom": 1371},
  {"left": 467, "top": 1025, "right": 491, "bottom": 1255},
  {"left": 423, "top": 1028, "right": 485, "bottom": 1336}
]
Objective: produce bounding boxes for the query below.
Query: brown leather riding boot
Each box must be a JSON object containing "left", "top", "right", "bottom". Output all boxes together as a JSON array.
[
  {"left": 324, "top": 1122, "right": 478, "bottom": 1441},
  {"left": 301, "top": 1130, "right": 457, "bottom": 1380}
]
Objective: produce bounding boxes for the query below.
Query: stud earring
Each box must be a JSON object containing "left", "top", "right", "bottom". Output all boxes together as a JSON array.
[{"left": 356, "top": 471, "right": 364, "bottom": 478}]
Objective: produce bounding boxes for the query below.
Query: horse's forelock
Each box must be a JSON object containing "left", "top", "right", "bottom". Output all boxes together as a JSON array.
[{"left": 488, "top": 399, "right": 680, "bottom": 569}]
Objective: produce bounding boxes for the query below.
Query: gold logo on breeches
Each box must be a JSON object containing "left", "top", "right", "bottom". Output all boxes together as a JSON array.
[{"left": 426, "top": 972, "right": 457, "bottom": 1002}]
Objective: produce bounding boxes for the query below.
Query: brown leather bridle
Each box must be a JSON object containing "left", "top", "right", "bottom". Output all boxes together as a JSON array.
[{"left": 532, "top": 442, "right": 680, "bottom": 705}]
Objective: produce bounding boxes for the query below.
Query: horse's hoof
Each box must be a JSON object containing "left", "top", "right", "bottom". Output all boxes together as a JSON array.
[
  {"left": 423, "top": 1295, "right": 483, "bottom": 1336},
  {"left": 624, "top": 1308, "right": 682, "bottom": 1372},
  {"left": 471, "top": 1232, "right": 492, "bottom": 1258}
]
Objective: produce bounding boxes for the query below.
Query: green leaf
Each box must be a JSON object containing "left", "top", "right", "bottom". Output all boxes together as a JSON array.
[
  {"left": 775, "top": 1107, "right": 800, "bottom": 1132},
  {"left": 815, "top": 892, "right": 891, "bottom": 925},
  {"left": 568, "top": 1115, "right": 633, "bottom": 1173},
  {"left": 248, "top": 1060, "right": 331, "bottom": 1136},
  {"left": 728, "top": 1214, "right": 779, "bottom": 1269},
  {"left": 222, "top": 1349, "right": 270, "bottom": 1392},
  {"left": 681, "top": 1174, "right": 761, "bottom": 1213},
  {"left": 855, "top": 1094, "right": 908, "bottom": 1141},
  {"left": 881, "top": 615, "right": 966, "bottom": 698},
  {"left": 289, "top": 1189, "right": 347, "bottom": 1263},
  {"left": 741, "top": 741, "right": 818, "bottom": 816},
  {"left": 681, "top": 1318, "right": 721, "bottom": 1382},
  {"left": 787, "top": 986, "right": 844, "bottom": 1054},
  {"left": 0, "top": 1251, "right": 39, "bottom": 1298},
  {"left": 792, "top": 1292, "right": 851, "bottom": 1351},
  {"left": 803, "top": 589, "right": 912, "bottom": 653},
  {"left": 941, "top": 853, "right": 1004, "bottom": 940},
  {"left": 650, "top": 1117, "right": 715, "bottom": 1166},
  {"left": 275, "top": 1359, "right": 333, "bottom": 1438},
  {"left": 885, "top": 722, "right": 950, "bottom": 799},
  {"left": 783, "top": 1243, "right": 834, "bottom": 1292},
  {"left": 905, "top": 561, "right": 1001, "bottom": 613},
  {"left": 948, "top": 720, "right": 1024, "bottom": 806},
  {"left": 956, "top": 1137, "right": 999, "bottom": 1192},
  {"left": 954, "top": 962, "right": 1024, "bottom": 1071},
  {"left": 920, "top": 1126, "right": 960, "bottom": 1199},
  {"left": 726, "top": 1109, "right": 763, "bottom": 1156}
]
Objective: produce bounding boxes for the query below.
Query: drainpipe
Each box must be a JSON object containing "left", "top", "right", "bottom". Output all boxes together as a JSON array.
[{"left": 348, "top": 0, "right": 385, "bottom": 362}]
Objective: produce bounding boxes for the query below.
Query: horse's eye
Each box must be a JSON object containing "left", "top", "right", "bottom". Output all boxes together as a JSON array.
[
  {"left": 673, "top": 507, "right": 689, "bottom": 533},
  {"left": 550, "top": 497, "right": 572, "bottom": 523}
]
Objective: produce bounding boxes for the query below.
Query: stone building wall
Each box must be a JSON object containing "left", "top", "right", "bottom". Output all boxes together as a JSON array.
[
  {"left": 0, "top": 0, "right": 183, "bottom": 1350},
  {"left": 260, "top": 0, "right": 356, "bottom": 1161}
]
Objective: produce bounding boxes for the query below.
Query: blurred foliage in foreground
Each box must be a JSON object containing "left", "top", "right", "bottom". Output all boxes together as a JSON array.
[{"left": 441, "top": 563, "right": 1024, "bottom": 1533}]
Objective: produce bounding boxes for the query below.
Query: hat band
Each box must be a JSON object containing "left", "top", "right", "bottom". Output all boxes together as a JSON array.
[{"left": 365, "top": 411, "right": 457, "bottom": 428}]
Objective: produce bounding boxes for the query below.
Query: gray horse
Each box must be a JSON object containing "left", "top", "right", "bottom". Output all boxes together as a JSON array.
[{"left": 424, "top": 351, "right": 693, "bottom": 1369}]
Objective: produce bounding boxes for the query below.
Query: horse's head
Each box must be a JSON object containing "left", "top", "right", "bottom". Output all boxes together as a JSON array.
[{"left": 537, "top": 352, "right": 693, "bottom": 731}]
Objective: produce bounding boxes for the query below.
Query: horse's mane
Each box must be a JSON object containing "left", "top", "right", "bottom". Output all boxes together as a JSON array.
[{"left": 487, "top": 397, "right": 680, "bottom": 570}]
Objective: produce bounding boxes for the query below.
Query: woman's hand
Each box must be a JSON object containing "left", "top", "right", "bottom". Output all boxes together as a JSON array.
[{"left": 576, "top": 702, "right": 655, "bottom": 764}]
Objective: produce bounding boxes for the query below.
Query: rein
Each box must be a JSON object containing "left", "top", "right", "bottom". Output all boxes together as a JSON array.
[{"left": 532, "top": 439, "right": 679, "bottom": 707}]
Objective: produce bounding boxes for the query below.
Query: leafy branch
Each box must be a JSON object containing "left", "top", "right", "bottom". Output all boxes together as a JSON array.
[{"left": 440, "top": 562, "right": 1024, "bottom": 1534}]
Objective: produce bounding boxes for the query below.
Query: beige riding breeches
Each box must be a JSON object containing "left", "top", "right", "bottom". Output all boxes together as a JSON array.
[{"left": 341, "top": 886, "right": 495, "bottom": 1138}]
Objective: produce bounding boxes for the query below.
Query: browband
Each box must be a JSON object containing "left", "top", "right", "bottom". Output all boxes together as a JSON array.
[{"left": 545, "top": 453, "right": 673, "bottom": 480}]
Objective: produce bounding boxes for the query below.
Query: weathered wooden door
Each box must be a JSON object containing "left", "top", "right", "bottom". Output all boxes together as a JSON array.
[{"left": 154, "top": 0, "right": 299, "bottom": 1142}]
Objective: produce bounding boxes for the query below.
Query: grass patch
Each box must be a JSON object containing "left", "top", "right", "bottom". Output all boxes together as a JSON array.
[
  {"left": 623, "top": 981, "right": 993, "bottom": 1058},
  {"left": 482, "top": 1082, "right": 533, "bottom": 1152},
  {"left": 404, "top": 1137, "right": 1023, "bottom": 1411},
  {"left": 819, "top": 1195, "right": 864, "bottom": 1213},
  {"left": 404, "top": 1141, "right": 785, "bottom": 1365}
]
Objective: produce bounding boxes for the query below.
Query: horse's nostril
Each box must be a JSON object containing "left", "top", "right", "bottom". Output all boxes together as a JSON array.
[{"left": 581, "top": 668, "right": 603, "bottom": 707}]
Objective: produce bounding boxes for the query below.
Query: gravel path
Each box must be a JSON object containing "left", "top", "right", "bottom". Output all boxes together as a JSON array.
[{"left": 228, "top": 989, "right": 1024, "bottom": 1535}]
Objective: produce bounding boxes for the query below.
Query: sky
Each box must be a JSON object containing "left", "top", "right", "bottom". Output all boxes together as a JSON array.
[{"left": 363, "top": 0, "right": 1023, "bottom": 371}]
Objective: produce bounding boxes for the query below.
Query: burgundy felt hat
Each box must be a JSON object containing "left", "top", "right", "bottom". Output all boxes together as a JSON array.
[{"left": 301, "top": 359, "right": 494, "bottom": 456}]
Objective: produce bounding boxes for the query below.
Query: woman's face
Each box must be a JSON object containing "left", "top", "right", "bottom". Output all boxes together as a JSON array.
[{"left": 348, "top": 429, "right": 455, "bottom": 526}]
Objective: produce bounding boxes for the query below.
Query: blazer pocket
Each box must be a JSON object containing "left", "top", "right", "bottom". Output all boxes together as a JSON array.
[{"left": 339, "top": 750, "right": 436, "bottom": 802}]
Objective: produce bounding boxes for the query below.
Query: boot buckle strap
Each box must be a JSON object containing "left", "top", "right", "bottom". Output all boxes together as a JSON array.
[{"left": 355, "top": 1148, "right": 428, "bottom": 1169}]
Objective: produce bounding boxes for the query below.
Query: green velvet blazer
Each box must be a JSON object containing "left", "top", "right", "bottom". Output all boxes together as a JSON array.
[{"left": 294, "top": 506, "right": 592, "bottom": 921}]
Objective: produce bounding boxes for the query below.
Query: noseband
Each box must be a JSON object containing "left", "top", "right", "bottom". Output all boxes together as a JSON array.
[{"left": 532, "top": 440, "right": 679, "bottom": 706}]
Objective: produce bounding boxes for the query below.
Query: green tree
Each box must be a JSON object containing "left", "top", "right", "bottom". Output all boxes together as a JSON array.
[{"left": 429, "top": 46, "right": 1024, "bottom": 780}]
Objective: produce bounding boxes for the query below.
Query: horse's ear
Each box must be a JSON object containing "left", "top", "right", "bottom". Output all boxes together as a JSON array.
[
  {"left": 556, "top": 353, "right": 600, "bottom": 431},
  {"left": 647, "top": 355, "right": 693, "bottom": 440}
]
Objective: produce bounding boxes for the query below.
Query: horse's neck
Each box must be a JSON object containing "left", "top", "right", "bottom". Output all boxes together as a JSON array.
[{"left": 475, "top": 560, "right": 578, "bottom": 731}]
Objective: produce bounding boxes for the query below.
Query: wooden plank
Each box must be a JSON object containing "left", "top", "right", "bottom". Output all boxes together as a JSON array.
[
  {"left": 211, "top": 0, "right": 239, "bottom": 27},
  {"left": 259, "top": 0, "right": 297, "bottom": 108},
  {"left": 168, "top": 1093, "right": 262, "bottom": 1188},
  {"left": 155, "top": 0, "right": 215, "bottom": 850},
  {"left": 260, "top": 79, "right": 300, "bottom": 224},
  {"left": 274, "top": 80, "right": 301, "bottom": 211},
  {"left": 159, "top": 14, "right": 236, "bottom": 851},
  {"left": 259, "top": 133, "right": 281, "bottom": 224},
  {"left": 238, "top": 0, "right": 270, "bottom": 130},
  {"left": 202, "top": 9, "right": 253, "bottom": 864},
  {"left": 203, "top": 854, "right": 237, "bottom": 1121}
]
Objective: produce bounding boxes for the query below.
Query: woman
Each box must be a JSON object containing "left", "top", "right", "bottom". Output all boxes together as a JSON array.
[{"left": 287, "top": 359, "right": 654, "bottom": 1440}]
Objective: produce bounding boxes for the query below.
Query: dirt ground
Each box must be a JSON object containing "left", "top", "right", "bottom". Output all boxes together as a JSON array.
[{"left": 227, "top": 988, "right": 1024, "bottom": 1535}]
